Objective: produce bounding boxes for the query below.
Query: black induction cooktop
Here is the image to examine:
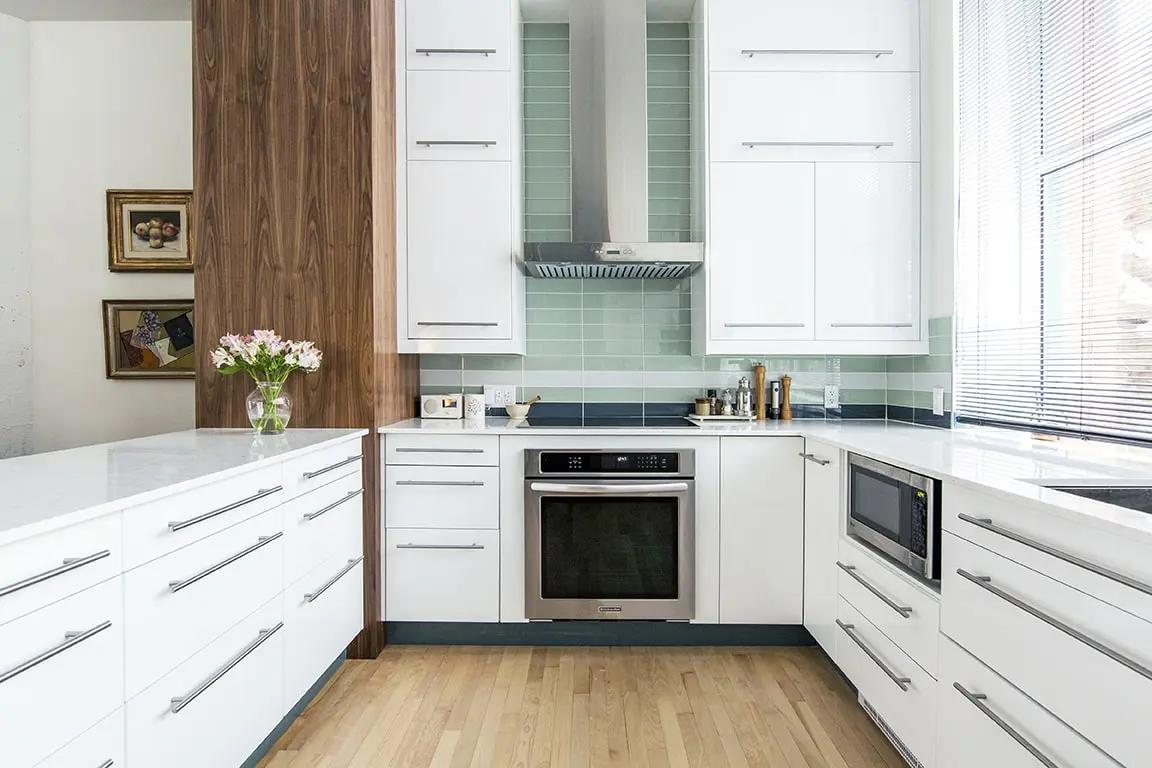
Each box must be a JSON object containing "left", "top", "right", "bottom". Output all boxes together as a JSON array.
[{"left": 514, "top": 416, "right": 698, "bottom": 429}]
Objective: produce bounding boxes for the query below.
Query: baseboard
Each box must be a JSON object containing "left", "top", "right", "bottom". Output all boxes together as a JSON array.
[
  {"left": 385, "top": 621, "right": 815, "bottom": 646},
  {"left": 241, "top": 652, "right": 346, "bottom": 768}
]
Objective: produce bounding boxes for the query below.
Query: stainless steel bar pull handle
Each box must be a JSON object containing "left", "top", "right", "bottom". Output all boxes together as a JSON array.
[
  {"left": 952, "top": 684, "right": 1059, "bottom": 768},
  {"left": 0, "top": 620, "right": 112, "bottom": 685},
  {"left": 97, "top": 761, "right": 115, "bottom": 768},
  {"left": 304, "top": 557, "right": 364, "bottom": 603},
  {"left": 170, "top": 622, "right": 283, "bottom": 713},
  {"left": 0, "top": 550, "right": 112, "bottom": 598},
  {"left": 416, "top": 321, "right": 500, "bottom": 327},
  {"left": 397, "top": 543, "right": 485, "bottom": 550},
  {"left": 168, "top": 486, "right": 282, "bottom": 532},
  {"left": 741, "top": 48, "right": 894, "bottom": 58},
  {"left": 302, "top": 455, "right": 361, "bottom": 480},
  {"left": 742, "top": 141, "right": 894, "bottom": 149},
  {"left": 395, "top": 480, "right": 485, "bottom": 487},
  {"left": 798, "top": 452, "right": 831, "bottom": 466},
  {"left": 830, "top": 322, "right": 914, "bottom": 328},
  {"left": 958, "top": 513, "right": 1152, "bottom": 597},
  {"left": 836, "top": 562, "right": 913, "bottom": 618},
  {"left": 529, "top": 482, "right": 689, "bottom": 495},
  {"left": 416, "top": 47, "right": 496, "bottom": 56},
  {"left": 416, "top": 140, "right": 497, "bottom": 147},
  {"left": 725, "top": 322, "right": 805, "bottom": 328},
  {"left": 956, "top": 569, "right": 1152, "bottom": 681},
  {"left": 168, "top": 532, "right": 283, "bottom": 593},
  {"left": 836, "top": 620, "right": 911, "bottom": 691},
  {"left": 394, "top": 447, "right": 485, "bottom": 454},
  {"left": 303, "top": 489, "right": 364, "bottom": 522}
]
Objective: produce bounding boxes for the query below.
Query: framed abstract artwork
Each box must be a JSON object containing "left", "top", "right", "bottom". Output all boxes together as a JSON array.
[
  {"left": 102, "top": 300, "right": 195, "bottom": 379},
  {"left": 106, "top": 189, "right": 193, "bottom": 272}
]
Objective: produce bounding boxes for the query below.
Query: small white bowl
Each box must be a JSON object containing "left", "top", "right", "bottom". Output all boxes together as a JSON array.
[{"left": 505, "top": 403, "right": 532, "bottom": 419}]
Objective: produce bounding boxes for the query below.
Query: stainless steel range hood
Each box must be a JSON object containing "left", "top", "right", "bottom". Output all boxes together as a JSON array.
[{"left": 521, "top": 0, "right": 703, "bottom": 279}]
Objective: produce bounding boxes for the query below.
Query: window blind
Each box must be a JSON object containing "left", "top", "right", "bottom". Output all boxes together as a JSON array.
[{"left": 955, "top": 0, "right": 1152, "bottom": 442}]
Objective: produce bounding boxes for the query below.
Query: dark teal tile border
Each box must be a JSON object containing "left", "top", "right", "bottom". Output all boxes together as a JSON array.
[
  {"left": 241, "top": 652, "right": 346, "bottom": 768},
  {"left": 386, "top": 622, "right": 814, "bottom": 646}
]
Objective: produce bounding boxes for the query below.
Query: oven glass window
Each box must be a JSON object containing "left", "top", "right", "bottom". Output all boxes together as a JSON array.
[
  {"left": 540, "top": 497, "right": 679, "bottom": 600},
  {"left": 852, "top": 469, "right": 902, "bottom": 539}
]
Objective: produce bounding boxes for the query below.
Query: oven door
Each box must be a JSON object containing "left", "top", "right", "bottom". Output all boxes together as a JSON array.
[
  {"left": 525, "top": 479, "right": 695, "bottom": 620},
  {"left": 846, "top": 453, "right": 934, "bottom": 578}
]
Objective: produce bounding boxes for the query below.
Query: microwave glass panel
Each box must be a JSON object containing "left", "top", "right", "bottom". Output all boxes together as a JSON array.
[{"left": 852, "top": 468, "right": 903, "bottom": 538}]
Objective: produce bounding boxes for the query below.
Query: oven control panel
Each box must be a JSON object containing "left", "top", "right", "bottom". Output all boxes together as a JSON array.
[{"left": 539, "top": 451, "right": 681, "bottom": 474}]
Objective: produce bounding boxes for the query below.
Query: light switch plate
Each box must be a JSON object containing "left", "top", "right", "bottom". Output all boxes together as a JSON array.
[
  {"left": 932, "top": 387, "right": 945, "bottom": 416},
  {"left": 484, "top": 385, "right": 516, "bottom": 408},
  {"left": 823, "top": 385, "right": 840, "bottom": 410}
]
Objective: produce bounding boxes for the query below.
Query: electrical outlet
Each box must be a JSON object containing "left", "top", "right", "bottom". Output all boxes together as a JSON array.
[
  {"left": 484, "top": 385, "right": 517, "bottom": 408},
  {"left": 932, "top": 387, "right": 946, "bottom": 416},
  {"left": 823, "top": 385, "right": 840, "bottom": 410}
]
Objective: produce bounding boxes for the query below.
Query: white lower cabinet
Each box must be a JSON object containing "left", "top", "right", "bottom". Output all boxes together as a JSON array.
[
  {"left": 35, "top": 708, "right": 124, "bottom": 768},
  {"left": 385, "top": 464, "right": 500, "bottom": 529},
  {"left": 127, "top": 597, "right": 284, "bottom": 768},
  {"left": 801, "top": 440, "right": 841, "bottom": 657},
  {"left": 386, "top": 528, "right": 500, "bottom": 622}
]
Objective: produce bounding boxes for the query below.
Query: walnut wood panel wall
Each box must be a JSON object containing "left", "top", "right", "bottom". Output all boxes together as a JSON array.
[{"left": 193, "top": 0, "right": 418, "bottom": 659}]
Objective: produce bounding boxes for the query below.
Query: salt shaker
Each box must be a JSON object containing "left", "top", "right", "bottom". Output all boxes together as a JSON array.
[{"left": 735, "top": 376, "right": 752, "bottom": 417}]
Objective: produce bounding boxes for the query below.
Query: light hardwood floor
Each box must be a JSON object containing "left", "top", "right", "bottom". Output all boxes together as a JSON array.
[{"left": 258, "top": 645, "right": 904, "bottom": 768}]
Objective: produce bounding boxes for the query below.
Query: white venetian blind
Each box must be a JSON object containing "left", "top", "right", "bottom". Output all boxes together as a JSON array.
[{"left": 956, "top": 0, "right": 1152, "bottom": 442}]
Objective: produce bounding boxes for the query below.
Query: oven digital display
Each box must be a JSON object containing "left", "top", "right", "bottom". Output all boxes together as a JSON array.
[{"left": 539, "top": 452, "right": 680, "bottom": 473}]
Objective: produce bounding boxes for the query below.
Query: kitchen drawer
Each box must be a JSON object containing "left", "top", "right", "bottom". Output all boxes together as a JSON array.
[
  {"left": 282, "top": 439, "right": 363, "bottom": 500},
  {"left": 407, "top": 71, "right": 513, "bottom": 161},
  {"left": 405, "top": 0, "right": 513, "bottom": 72},
  {"left": 123, "top": 507, "right": 284, "bottom": 697},
  {"left": 837, "top": 536, "right": 940, "bottom": 676},
  {"left": 384, "top": 434, "right": 499, "bottom": 466},
  {"left": 283, "top": 470, "right": 364, "bottom": 586},
  {"left": 835, "top": 597, "right": 935, "bottom": 768},
  {"left": 709, "top": 72, "right": 920, "bottom": 163},
  {"left": 283, "top": 553, "right": 363, "bottom": 710},
  {"left": 385, "top": 465, "right": 499, "bottom": 529},
  {"left": 386, "top": 528, "right": 499, "bottom": 622},
  {"left": 709, "top": 0, "right": 919, "bottom": 73},
  {"left": 0, "top": 579, "right": 124, "bottom": 768},
  {"left": 36, "top": 707, "right": 124, "bottom": 768},
  {"left": 127, "top": 596, "right": 284, "bottom": 768},
  {"left": 938, "top": 636, "right": 1120, "bottom": 768},
  {"left": 122, "top": 464, "right": 283, "bottom": 569},
  {"left": 942, "top": 531, "right": 1151, "bottom": 768},
  {"left": 0, "top": 513, "right": 121, "bottom": 626}
]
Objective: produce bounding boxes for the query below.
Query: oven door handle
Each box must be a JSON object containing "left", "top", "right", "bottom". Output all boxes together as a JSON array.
[{"left": 529, "top": 482, "right": 690, "bottom": 495}]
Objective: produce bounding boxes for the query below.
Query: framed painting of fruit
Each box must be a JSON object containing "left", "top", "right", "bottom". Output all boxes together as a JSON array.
[{"left": 106, "top": 189, "right": 193, "bottom": 272}]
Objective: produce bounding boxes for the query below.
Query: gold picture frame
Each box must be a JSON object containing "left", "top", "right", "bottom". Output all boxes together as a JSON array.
[
  {"left": 107, "top": 189, "right": 193, "bottom": 272},
  {"left": 102, "top": 299, "right": 196, "bottom": 379}
]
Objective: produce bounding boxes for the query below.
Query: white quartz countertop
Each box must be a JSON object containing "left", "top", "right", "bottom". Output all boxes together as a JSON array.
[
  {"left": 380, "top": 417, "right": 1152, "bottom": 543},
  {"left": 0, "top": 428, "right": 367, "bottom": 545}
]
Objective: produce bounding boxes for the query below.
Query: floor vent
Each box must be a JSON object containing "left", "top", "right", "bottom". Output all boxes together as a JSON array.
[{"left": 859, "top": 695, "right": 924, "bottom": 768}]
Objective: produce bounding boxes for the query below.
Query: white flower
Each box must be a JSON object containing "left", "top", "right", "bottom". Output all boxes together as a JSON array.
[
  {"left": 210, "top": 348, "right": 235, "bottom": 368},
  {"left": 253, "top": 329, "right": 286, "bottom": 354},
  {"left": 287, "top": 339, "right": 322, "bottom": 372}
]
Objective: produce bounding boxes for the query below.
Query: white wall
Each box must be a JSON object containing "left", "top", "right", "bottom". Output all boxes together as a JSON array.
[
  {"left": 0, "top": 12, "right": 33, "bottom": 457},
  {"left": 29, "top": 21, "right": 194, "bottom": 452}
]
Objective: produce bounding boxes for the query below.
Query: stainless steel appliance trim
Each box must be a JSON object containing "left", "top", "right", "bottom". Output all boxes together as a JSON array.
[
  {"left": 836, "top": 562, "right": 913, "bottom": 617},
  {"left": 415, "top": 140, "right": 498, "bottom": 147},
  {"left": 396, "top": 543, "right": 485, "bottom": 550},
  {"left": 0, "top": 550, "right": 112, "bottom": 598},
  {"left": 847, "top": 452, "right": 937, "bottom": 581},
  {"left": 169, "top": 621, "right": 283, "bottom": 714},
  {"left": 528, "top": 482, "right": 690, "bottom": 495},
  {"left": 302, "top": 455, "right": 361, "bottom": 480},
  {"left": 799, "top": 452, "right": 831, "bottom": 466},
  {"left": 956, "top": 569, "right": 1152, "bottom": 681},
  {"left": 416, "top": 321, "right": 500, "bottom": 327},
  {"left": 394, "top": 447, "right": 485, "bottom": 454},
  {"left": 830, "top": 322, "right": 914, "bottom": 328},
  {"left": 304, "top": 557, "right": 364, "bottom": 603},
  {"left": 957, "top": 513, "right": 1152, "bottom": 597},
  {"left": 952, "top": 683, "right": 1059, "bottom": 768},
  {"left": 836, "top": 620, "right": 911, "bottom": 691},
  {"left": 741, "top": 48, "right": 895, "bottom": 58},
  {"left": 415, "top": 47, "right": 496, "bottom": 55},
  {"left": 303, "top": 489, "right": 364, "bottom": 521},
  {"left": 742, "top": 141, "right": 895, "bottom": 149},
  {"left": 0, "top": 620, "right": 112, "bottom": 686},
  {"left": 524, "top": 448, "right": 696, "bottom": 479},
  {"left": 395, "top": 480, "right": 485, "bottom": 487},
  {"left": 168, "top": 486, "right": 282, "bottom": 532},
  {"left": 167, "top": 532, "right": 283, "bottom": 593}
]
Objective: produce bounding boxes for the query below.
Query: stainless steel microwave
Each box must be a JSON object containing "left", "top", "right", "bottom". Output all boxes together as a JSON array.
[{"left": 846, "top": 453, "right": 940, "bottom": 583}]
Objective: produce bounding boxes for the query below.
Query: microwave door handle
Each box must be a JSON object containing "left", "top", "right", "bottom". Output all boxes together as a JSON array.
[{"left": 529, "top": 482, "right": 690, "bottom": 495}]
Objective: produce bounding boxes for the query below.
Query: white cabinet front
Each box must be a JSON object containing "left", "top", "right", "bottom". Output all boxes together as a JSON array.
[
  {"left": 801, "top": 442, "right": 841, "bottom": 657},
  {"left": 708, "top": 162, "right": 814, "bottom": 340},
  {"left": 386, "top": 529, "right": 500, "bottom": 622},
  {"left": 815, "top": 163, "right": 920, "bottom": 341},
  {"left": 404, "top": 0, "right": 513, "bottom": 71},
  {"left": 406, "top": 71, "right": 513, "bottom": 161},
  {"left": 406, "top": 161, "right": 514, "bottom": 340}
]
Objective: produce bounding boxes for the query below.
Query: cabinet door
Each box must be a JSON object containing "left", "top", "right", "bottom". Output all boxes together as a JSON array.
[
  {"left": 719, "top": 437, "right": 805, "bottom": 623},
  {"left": 709, "top": 0, "right": 919, "bottom": 73},
  {"left": 406, "top": 71, "right": 513, "bottom": 161},
  {"left": 708, "top": 162, "right": 814, "bottom": 341},
  {"left": 385, "top": 529, "right": 500, "bottom": 622},
  {"left": 405, "top": 0, "right": 512, "bottom": 71},
  {"left": 802, "top": 441, "right": 841, "bottom": 656},
  {"left": 406, "top": 161, "right": 513, "bottom": 340},
  {"left": 815, "top": 163, "right": 920, "bottom": 341}
]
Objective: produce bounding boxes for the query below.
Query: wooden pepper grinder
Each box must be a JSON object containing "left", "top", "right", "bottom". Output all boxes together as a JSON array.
[
  {"left": 753, "top": 362, "right": 766, "bottom": 420},
  {"left": 780, "top": 373, "right": 793, "bottom": 421}
]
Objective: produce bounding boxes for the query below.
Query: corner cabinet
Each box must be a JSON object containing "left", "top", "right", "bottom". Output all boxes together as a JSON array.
[
  {"left": 696, "top": 0, "right": 929, "bottom": 355},
  {"left": 395, "top": 0, "right": 525, "bottom": 354}
]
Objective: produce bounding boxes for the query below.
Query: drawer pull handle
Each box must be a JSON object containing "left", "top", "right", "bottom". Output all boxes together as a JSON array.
[
  {"left": 97, "top": 761, "right": 115, "bottom": 768},
  {"left": 397, "top": 543, "right": 485, "bottom": 550},
  {"left": 168, "top": 532, "right": 283, "bottom": 593},
  {"left": 741, "top": 48, "right": 894, "bottom": 59},
  {"left": 830, "top": 322, "right": 915, "bottom": 328},
  {"left": 394, "top": 447, "right": 486, "bottom": 454},
  {"left": 956, "top": 569, "right": 1152, "bottom": 681},
  {"left": 798, "top": 452, "right": 832, "bottom": 466},
  {"left": 304, "top": 556, "right": 364, "bottom": 603},
  {"left": 169, "top": 621, "right": 283, "bottom": 714},
  {"left": 958, "top": 513, "right": 1152, "bottom": 597},
  {"left": 168, "top": 486, "right": 282, "bottom": 532},
  {"left": 725, "top": 322, "right": 806, "bottom": 328},
  {"left": 416, "top": 140, "right": 498, "bottom": 147},
  {"left": 835, "top": 619, "right": 911, "bottom": 691},
  {"left": 416, "top": 321, "right": 501, "bottom": 327},
  {"left": 415, "top": 47, "right": 496, "bottom": 56},
  {"left": 0, "top": 620, "right": 112, "bottom": 685},
  {"left": 395, "top": 480, "right": 485, "bottom": 487},
  {"left": 304, "top": 489, "right": 364, "bottom": 521},
  {"left": 0, "top": 550, "right": 112, "bottom": 598},
  {"left": 742, "top": 141, "right": 895, "bottom": 150},
  {"left": 952, "top": 683, "right": 1059, "bottom": 768},
  {"left": 302, "top": 455, "right": 362, "bottom": 480},
  {"left": 836, "top": 562, "right": 913, "bottom": 618}
]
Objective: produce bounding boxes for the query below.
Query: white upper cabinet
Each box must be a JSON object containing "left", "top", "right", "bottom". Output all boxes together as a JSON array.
[
  {"left": 405, "top": 0, "right": 513, "bottom": 71},
  {"left": 815, "top": 163, "right": 920, "bottom": 341},
  {"left": 406, "top": 71, "right": 514, "bottom": 161},
  {"left": 709, "top": 0, "right": 920, "bottom": 73}
]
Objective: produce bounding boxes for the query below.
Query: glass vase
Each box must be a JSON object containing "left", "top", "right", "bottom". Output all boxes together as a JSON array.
[{"left": 246, "top": 381, "right": 292, "bottom": 435}]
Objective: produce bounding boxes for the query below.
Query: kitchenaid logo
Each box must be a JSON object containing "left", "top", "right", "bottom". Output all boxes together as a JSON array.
[{"left": 597, "top": 605, "right": 622, "bottom": 613}]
